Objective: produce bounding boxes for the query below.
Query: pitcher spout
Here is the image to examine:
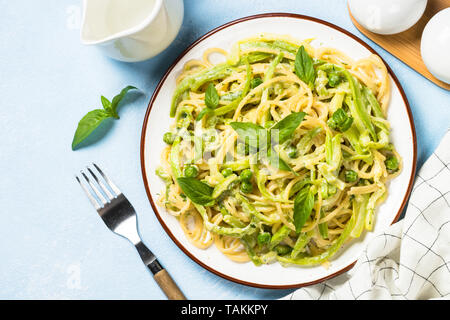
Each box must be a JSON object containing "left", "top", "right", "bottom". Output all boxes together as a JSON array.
[
  {"left": 80, "top": 0, "right": 184, "bottom": 62},
  {"left": 80, "top": 0, "right": 163, "bottom": 45}
]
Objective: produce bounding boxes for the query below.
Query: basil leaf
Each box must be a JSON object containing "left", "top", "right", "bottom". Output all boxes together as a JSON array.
[
  {"left": 110, "top": 85, "right": 138, "bottom": 118},
  {"left": 72, "top": 85, "right": 138, "bottom": 150},
  {"left": 250, "top": 77, "right": 263, "bottom": 89},
  {"left": 176, "top": 177, "right": 214, "bottom": 205},
  {"left": 205, "top": 83, "right": 219, "bottom": 109},
  {"left": 101, "top": 96, "right": 112, "bottom": 112},
  {"left": 267, "top": 148, "right": 295, "bottom": 173},
  {"left": 270, "top": 112, "right": 306, "bottom": 144},
  {"left": 294, "top": 46, "right": 315, "bottom": 88},
  {"left": 293, "top": 186, "right": 315, "bottom": 234},
  {"left": 71, "top": 109, "right": 111, "bottom": 150},
  {"left": 289, "top": 179, "right": 312, "bottom": 198},
  {"left": 196, "top": 108, "right": 213, "bottom": 121},
  {"left": 230, "top": 122, "right": 268, "bottom": 151},
  {"left": 278, "top": 157, "right": 295, "bottom": 173},
  {"left": 327, "top": 108, "right": 353, "bottom": 132}
]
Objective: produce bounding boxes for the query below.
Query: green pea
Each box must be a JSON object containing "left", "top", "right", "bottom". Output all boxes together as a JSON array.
[
  {"left": 240, "top": 169, "right": 253, "bottom": 182},
  {"left": 357, "top": 178, "right": 368, "bottom": 186},
  {"left": 240, "top": 181, "right": 253, "bottom": 194},
  {"left": 273, "top": 245, "right": 292, "bottom": 255},
  {"left": 344, "top": 170, "right": 358, "bottom": 182},
  {"left": 221, "top": 168, "right": 233, "bottom": 178},
  {"left": 257, "top": 232, "right": 271, "bottom": 245},
  {"left": 385, "top": 156, "right": 399, "bottom": 172},
  {"left": 183, "top": 165, "right": 199, "bottom": 178},
  {"left": 287, "top": 146, "right": 298, "bottom": 159},
  {"left": 163, "top": 132, "right": 175, "bottom": 145}
]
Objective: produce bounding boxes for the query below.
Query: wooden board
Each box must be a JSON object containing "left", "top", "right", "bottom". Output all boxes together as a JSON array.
[{"left": 349, "top": 0, "right": 450, "bottom": 90}]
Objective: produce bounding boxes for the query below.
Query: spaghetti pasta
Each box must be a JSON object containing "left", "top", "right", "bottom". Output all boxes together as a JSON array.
[{"left": 155, "top": 34, "right": 401, "bottom": 267}]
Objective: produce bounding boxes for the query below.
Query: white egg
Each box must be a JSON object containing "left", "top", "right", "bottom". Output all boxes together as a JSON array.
[
  {"left": 421, "top": 8, "right": 450, "bottom": 84},
  {"left": 348, "top": 0, "right": 428, "bottom": 35}
]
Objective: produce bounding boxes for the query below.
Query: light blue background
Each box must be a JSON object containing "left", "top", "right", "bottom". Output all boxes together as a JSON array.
[{"left": 0, "top": 0, "right": 448, "bottom": 300}]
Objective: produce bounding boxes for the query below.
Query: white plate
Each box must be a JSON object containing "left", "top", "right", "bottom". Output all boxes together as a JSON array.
[{"left": 140, "top": 14, "right": 417, "bottom": 288}]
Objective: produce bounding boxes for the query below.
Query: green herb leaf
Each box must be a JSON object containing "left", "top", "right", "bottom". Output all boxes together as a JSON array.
[
  {"left": 230, "top": 122, "right": 268, "bottom": 151},
  {"left": 270, "top": 112, "right": 306, "bottom": 144},
  {"left": 267, "top": 148, "right": 295, "bottom": 173},
  {"left": 294, "top": 46, "right": 316, "bottom": 88},
  {"left": 327, "top": 71, "right": 342, "bottom": 87},
  {"left": 196, "top": 108, "right": 213, "bottom": 121},
  {"left": 250, "top": 77, "right": 263, "bottom": 89},
  {"left": 197, "top": 83, "right": 220, "bottom": 121},
  {"left": 176, "top": 177, "right": 215, "bottom": 205},
  {"left": 327, "top": 108, "right": 353, "bottom": 132},
  {"left": 101, "top": 96, "right": 112, "bottom": 112},
  {"left": 289, "top": 179, "right": 312, "bottom": 198},
  {"left": 293, "top": 186, "right": 315, "bottom": 234},
  {"left": 71, "top": 109, "right": 111, "bottom": 150},
  {"left": 205, "top": 83, "right": 220, "bottom": 109},
  {"left": 71, "top": 85, "right": 138, "bottom": 150},
  {"left": 110, "top": 86, "right": 138, "bottom": 118}
]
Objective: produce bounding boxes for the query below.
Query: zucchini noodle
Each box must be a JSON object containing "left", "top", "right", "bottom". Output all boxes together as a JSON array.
[{"left": 155, "top": 34, "right": 401, "bottom": 267}]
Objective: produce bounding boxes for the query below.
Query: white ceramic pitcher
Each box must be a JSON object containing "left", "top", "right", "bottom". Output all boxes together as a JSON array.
[{"left": 81, "top": 0, "right": 184, "bottom": 62}]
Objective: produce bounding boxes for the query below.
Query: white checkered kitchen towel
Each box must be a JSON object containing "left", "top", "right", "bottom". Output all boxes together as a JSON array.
[{"left": 284, "top": 130, "right": 450, "bottom": 300}]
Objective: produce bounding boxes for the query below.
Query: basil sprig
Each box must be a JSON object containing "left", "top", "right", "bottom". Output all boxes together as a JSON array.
[
  {"left": 230, "top": 112, "right": 305, "bottom": 172},
  {"left": 71, "top": 86, "right": 138, "bottom": 150},
  {"left": 196, "top": 83, "right": 219, "bottom": 121},
  {"left": 293, "top": 186, "right": 315, "bottom": 233},
  {"left": 205, "top": 83, "right": 219, "bottom": 109},
  {"left": 267, "top": 148, "right": 294, "bottom": 173},
  {"left": 270, "top": 112, "right": 305, "bottom": 145},
  {"left": 230, "top": 122, "right": 268, "bottom": 151},
  {"left": 176, "top": 177, "right": 215, "bottom": 205},
  {"left": 294, "top": 46, "right": 316, "bottom": 88}
]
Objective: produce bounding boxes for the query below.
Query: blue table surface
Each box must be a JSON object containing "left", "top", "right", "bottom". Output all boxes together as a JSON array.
[{"left": 0, "top": 0, "right": 449, "bottom": 300}]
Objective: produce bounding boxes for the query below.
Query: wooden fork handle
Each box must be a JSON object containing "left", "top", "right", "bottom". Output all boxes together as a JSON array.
[
  {"left": 153, "top": 269, "right": 186, "bottom": 300},
  {"left": 134, "top": 241, "right": 186, "bottom": 300}
]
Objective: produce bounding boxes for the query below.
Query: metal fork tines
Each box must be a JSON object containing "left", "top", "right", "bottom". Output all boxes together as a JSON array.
[{"left": 75, "top": 163, "right": 186, "bottom": 300}]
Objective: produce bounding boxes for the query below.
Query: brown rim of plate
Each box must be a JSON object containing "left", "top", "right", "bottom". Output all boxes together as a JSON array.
[{"left": 140, "top": 13, "right": 418, "bottom": 289}]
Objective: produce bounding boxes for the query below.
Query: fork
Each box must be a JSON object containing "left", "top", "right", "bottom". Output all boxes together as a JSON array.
[{"left": 76, "top": 163, "right": 186, "bottom": 300}]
